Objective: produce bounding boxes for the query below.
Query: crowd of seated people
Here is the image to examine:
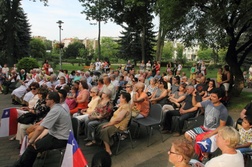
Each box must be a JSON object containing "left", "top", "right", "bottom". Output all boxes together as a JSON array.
[{"left": 4, "top": 61, "right": 251, "bottom": 166}]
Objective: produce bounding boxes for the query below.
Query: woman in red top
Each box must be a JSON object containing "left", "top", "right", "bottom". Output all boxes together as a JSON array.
[
  {"left": 70, "top": 80, "right": 90, "bottom": 115},
  {"left": 43, "top": 60, "right": 49, "bottom": 75},
  {"left": 155, "top": 61, "right": 161, "bottom": 73}
]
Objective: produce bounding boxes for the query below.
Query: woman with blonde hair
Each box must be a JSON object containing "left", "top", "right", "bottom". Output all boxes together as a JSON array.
[
  {"left": 168, "top": 138, "right": 194, "bottom": 167},
  {"left": 205, "top": 126, "right": 244, "bottom": 167}
]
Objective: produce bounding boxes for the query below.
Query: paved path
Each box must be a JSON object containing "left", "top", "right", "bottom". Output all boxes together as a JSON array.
[{"left": 1, "top": 88, "right": 251, "bottom": 166}]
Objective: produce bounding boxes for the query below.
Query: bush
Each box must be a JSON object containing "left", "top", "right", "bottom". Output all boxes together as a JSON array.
[{"left": 17, "top": 57, "right": 40, "bottom": 72}]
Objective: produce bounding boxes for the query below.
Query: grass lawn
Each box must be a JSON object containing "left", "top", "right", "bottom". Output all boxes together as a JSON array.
[{"left": 228, "top": 91, "right": 252, "bottom": 112}]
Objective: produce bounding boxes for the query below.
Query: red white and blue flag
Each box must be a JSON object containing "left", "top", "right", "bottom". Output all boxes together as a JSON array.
[
  {"left": 61, "top": 131, "right": 88, "bottom": 167},
  {"left": 0, "top": 108, "right": 18, "bottom": 137}
]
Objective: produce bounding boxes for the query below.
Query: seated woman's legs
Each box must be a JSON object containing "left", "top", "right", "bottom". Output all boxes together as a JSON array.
[{"left": 99, "top": 125, "right": 119, "bottom": 155}]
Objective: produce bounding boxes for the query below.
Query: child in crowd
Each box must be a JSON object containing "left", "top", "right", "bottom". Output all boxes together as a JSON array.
[
  {"left": 216, "top": 67, "right": 223, "bottom": 88},
  {"left": 236, "top": 115, "right": 252, "bottom": 153},
  {"left": 190, "top": 63, "right": 197, "bottom": 79},
  {"left": 65, "top": 86, "right": 77, "bottom": 110}
]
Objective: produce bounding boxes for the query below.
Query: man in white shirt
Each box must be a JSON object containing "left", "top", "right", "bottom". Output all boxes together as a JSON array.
[{"left": 95, "top": 58, "right": 101, "bottom": 71}]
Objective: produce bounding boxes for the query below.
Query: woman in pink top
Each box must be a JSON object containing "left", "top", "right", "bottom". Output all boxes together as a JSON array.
[{"left": 70, "top": 80, "right": 90, "bottom": 115}]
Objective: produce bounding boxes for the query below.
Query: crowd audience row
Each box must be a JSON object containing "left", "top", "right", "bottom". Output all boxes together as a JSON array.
[{"left": 1, "top": 60, "right": 251, "bottom": 167}]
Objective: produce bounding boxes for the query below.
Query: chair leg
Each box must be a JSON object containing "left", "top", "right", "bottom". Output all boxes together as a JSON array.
[
  {"left": 42, "top": 151, "right": 48, "bottom": 167},
  {"left": 158, "top": 125, "right": 164, "bottom": 142},
  {"left": 58, "top": 150, "right": 65, "bottom": 167},
  {"left": 116, "top": 135, "right": 121, "bottom": 155},
  {"left": 134, "top": 123, "right": 140, "bottom": 138},
  {"left": 128, "top": 131, "right": 134, "bottom": 149},
  {"left": 147, "top": 127, "right": 153, "bottom": 147},
  {"left": 145, "top": 126, "right": 149, "bottom": 135}
]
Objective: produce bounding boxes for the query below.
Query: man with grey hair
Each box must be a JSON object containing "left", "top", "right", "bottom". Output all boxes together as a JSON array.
[
  {"left": 84, "top": 71, "right": 92, "bottom": 84},
  {"left": 162, "top": 85, "right": 202, "bottom": 136},
  {"left": 101, "top": 75, "right": 116, "bottom": 101}
]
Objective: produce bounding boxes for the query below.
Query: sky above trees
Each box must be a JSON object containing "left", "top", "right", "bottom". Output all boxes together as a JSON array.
[{"left": 21, "top": 0, "right": 159, "bottom": 41}]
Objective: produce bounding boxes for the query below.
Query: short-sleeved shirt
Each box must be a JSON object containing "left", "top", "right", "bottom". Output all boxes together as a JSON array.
[
  {"left": 41, "top": 104, "right": 72, "bottom": 140},
  {"left": 183, "top": 94, "right": 201, "bottom": 110},
  {"left": 239, "top": 128, "right": 252, "bottom": 149},
  {"left": 201, "top": 100, "right": 228, "bottom": 130}
]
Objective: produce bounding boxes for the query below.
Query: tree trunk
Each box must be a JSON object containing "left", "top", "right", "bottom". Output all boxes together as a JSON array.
[
  {"left": 225, "top": 41, "right": 244, "bottom": 96},
  {"left": 141, "top": 26, "right": 146, "bottom": 63},
  {"left": 156, "top": 17, "right": 166, "bottom": 61}
]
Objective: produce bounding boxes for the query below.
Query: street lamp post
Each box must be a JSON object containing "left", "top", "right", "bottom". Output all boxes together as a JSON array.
[
  {"left": 56, "top": 20, "right": 64, "bottom": 69},
  {"left": 90, "top": 21, "right": 101, "bottom": 60}
]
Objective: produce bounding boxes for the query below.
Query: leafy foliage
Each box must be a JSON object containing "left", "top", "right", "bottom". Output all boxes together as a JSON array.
[
  {"left": 100, "top": 37, "right": 119, "bottom": 60},
  {"left": 0, "top": 0, "right": 31, "bottom": 65},
  {"left": 161, "top": 41, "right": 173, "bottom": 61},
  {"left": 79, "top": 0, "right": 156, "bottom": 63},
  {"left": 158, "top": 0, "right": 252, "bottom": 95},
  {"left": 29, "top": 38, "right": 46, "bottom": 58},
  {"left": 16, "top": 57, "right": 39, "bottom": 72},
  {"left": 63, "top": 41, "right": 86, "bottom": 58}
]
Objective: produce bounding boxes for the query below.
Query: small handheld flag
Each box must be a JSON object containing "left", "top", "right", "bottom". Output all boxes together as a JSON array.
[{"left": 61, "top": 131, "right": 88, "bottom": 167}]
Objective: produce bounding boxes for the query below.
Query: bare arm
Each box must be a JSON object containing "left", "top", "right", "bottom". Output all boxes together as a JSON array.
[
  {"left": 133, "top": 92, "right": 146, "bottom": 103},
  {"left": 240, "top": 109, "right": 247, "bottom": 119},
  {"left": 102, "top": 109, "right": 128, "bottom": 128},
  {"left": 151, "top": 90, "right": 167, "bottom": 101},
  {"left": 28, "top": 125, "right": 45, "bottom": 144},
  {"left": 236, "top": 142, "right": 251, "bottom": 149},
  {"left": 77, "top": 91, "right": 89, "bottom": 103}
]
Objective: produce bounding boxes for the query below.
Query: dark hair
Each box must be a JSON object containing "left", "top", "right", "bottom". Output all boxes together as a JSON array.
[
  {"left": 180, "top": 83, "right": 187, "bottom": 89},
  {"left": 71, "top": 70, "right": 75, "bottom": 75},
  {"left": 63, "top": 69, "right": 68, "bottom": 74},
  {"left": 244, "top": 115, "right": 252, "bottom": 125},
  {"left": 58, "top": 89, "right": 67, "bottom": 99},
  {"left": 159, "top": 79, "right": 168, "bottom": 89},
  {"left": 175, "top": 76, "right": 180, "bottom": 84},
  {"left": 210, "top": 88, "right": 224, "bottom": 98},
  {"left": 121, "top": 92, "right": 131, "bottom": 103},
  {"left": 91, "top": 150, "right": 111, "bottom": 167},
  {"left": 209, "top": 79, "right": 216, "bottom": 88},
  {"left": 48, "top": 92, "right": 60, "bottom": 103},
  {"left": 224, "top": 65, "right": 230, "bottom": 71},
  {"left": 74, "top": 80, "right": 80, "bottom": 85},
  {"left": 80, "top": 80, "right": 89, "bottom": 89},
  {"left": 29, "top": 82, "right": 40, "bottom": 89},
  {"left": 38, "top": 87, "right": 49, "bottom": 99}
]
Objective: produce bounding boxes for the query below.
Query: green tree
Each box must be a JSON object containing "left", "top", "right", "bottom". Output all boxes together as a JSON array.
[
  {"left": 16, "top": 57, "right": 39, "bottom": 72},
  {"left": 44, "top": 40, "right": 52, "bottom": 51},
  {"left": 176, "top": 43, "right": 184, "bottom": 61},
  {"left": 29, "top": 38, "right": 46, "bottom": 58},
  {"left": 79, "top": 0, "right": 156, "bottom": 63},
  {"left": 161, "top": 41, "right": 173, "bottom": 61},
  {"left": 100, "top": 37, "right": 119, "bottom": 61},
  {"left": 64, "top": 41, "right": 86, "bottom": 58},
  {"left": 0, "top": 0, "right": 46, "bottom": 66},
  {"left": 0, "top": 1, "right": 31, "bottom": 64},
  {"left": 197, "top": 48, "right": 212, "bottom": 60},
  {"left": 160, "top": 0, "right": 252, "bottom": 96}
]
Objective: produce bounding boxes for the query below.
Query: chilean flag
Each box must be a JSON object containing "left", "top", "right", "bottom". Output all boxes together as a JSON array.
[
  {"left": 0, "top": 108, "right": 18, "bottom": 137},
  {"left": 61, "top": 131, "right": 88, "bottom": 167}
]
